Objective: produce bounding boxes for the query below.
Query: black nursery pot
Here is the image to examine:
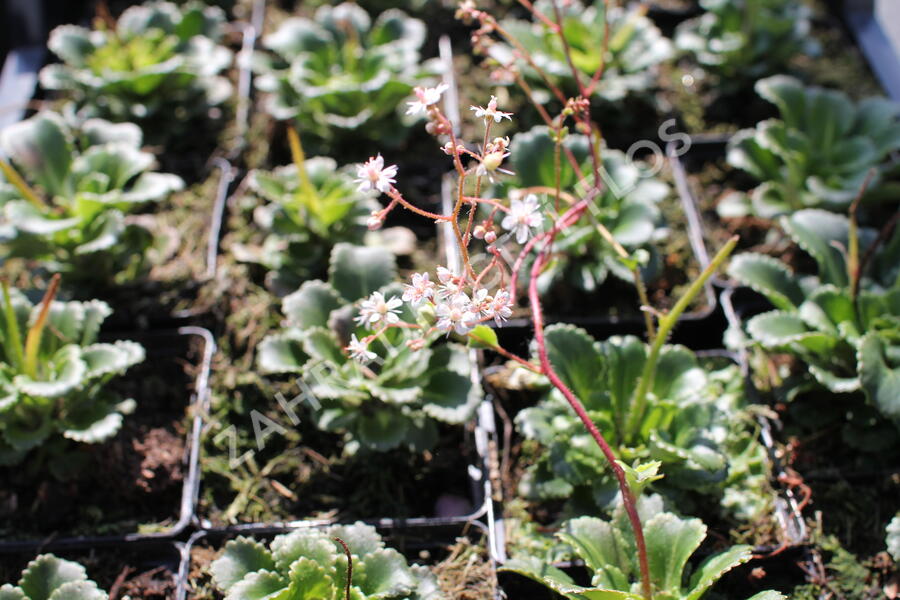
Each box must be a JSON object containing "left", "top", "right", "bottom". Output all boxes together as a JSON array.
[
  {"left": 0, "top": 539, "right": 186, "bottom": 598},
  {"left": 0, "top": 327, "right": 214, "bottom": 549}
]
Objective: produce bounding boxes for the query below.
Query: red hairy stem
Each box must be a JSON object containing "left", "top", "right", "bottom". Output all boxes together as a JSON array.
[{"left": 527, "top": 205, "right": 653, "bottom": 600}]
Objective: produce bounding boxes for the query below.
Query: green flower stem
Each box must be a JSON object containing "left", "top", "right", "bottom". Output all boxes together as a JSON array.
[
  {"left": 625, "top": 236, "right": 738, "bottom": 442},
  {"left": 287, "top": 127, "right": 320, "bottom": 217},
  {"left": 848, "top": 168, "right": 876, "bottom": 302},
  {"left": 1, "top": 279, "right": 25, "bottom": 370},
  {"left": 0, "top": 158, "right": 44, "bottom": 210},
  {"left": 23, "top": 274, "right": 61, "bottom": 380}
]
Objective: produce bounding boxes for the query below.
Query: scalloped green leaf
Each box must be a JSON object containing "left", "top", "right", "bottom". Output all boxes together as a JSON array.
[
  {"left": 644, "top": 512, "right": 706, "bottom": 593},
  {"left": 780, "top": 210, "right": 849, "bottom": 287},
  {"left": 728, "top": 253, "right": 803, "bottom": 310},
  {"left": 257, "top": 331, "right": 309, "bottom": 374},
  {"left": 557, "top": 517, "right": 634, "bottom": 590},
  {"left": 542, "top": 324, "right": 602, "bottom": 406},
  {"left": 0, "top": 586, "right": 26, "bottom": 600},
  {"left": 328, "top": 244, "right": 397, "bottom": 302},
  {"left": 210, "top": 537, "right": 276, "bottom": 591},
  {"left": 685, "top": 545, "right": 752, "bottom": 600},
  {"left": 270, "top": 531, "right": 335, "bottom": 574},
  {"left": 47, "top": 581, "right": 107, "bottom": 600},
  {"left": 19, "top": 555, "right": 88, "bottom": 600},
  {"left": 224, "top": 571, "right": 286, "bottom": 600},
  {"left": 80, "top": 341, "right": 146, "bottom": 379},
  {"left": 858, "top": 333, "right": 900, "bottom": 419},
  {"left": 1, "top": 112, "right": 73, "bottom": 197},
  {"left": 358, "top": 548, "right": 415, "bottom": 598},
  {"left": 328, "top": 523, "right": 384, "bottom": 558},
  {"left": 282, "top": 281, "right": 343, "bottom": 329},
  {"left": 285, "top": 557, "right": 335, "bottom": 600}
]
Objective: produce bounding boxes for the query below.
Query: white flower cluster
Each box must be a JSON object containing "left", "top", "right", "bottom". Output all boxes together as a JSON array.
[
  {"left": 404, "top": 266, "right": 514, "bottom": 336},
  {"left": 346, "top": 268, "right": 514, "bottom": 363}
]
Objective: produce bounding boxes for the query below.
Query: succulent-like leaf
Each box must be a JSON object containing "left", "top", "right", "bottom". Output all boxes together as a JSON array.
[
  {"left": 0, "top": 586, "right": 26, "bottom": 600},
  {"left": 19, "top": 555, "right": 87, "bottom": 600},
  {"left": 46, "top": 581, "right": 107, "bottom": 600},
  {"left": 224, "top": 571, "right": 286, "bottom": 600},
  {"left": 727, "top": 254, "right": 803, "bottom": 310},
  {"left": 858, "top": 333, "right": 900, "bottom": 420},
  {"left": 684, "top": 545, "right": 752, "bottom": 600},
  {"left": 211, "top": 538, "right": 278, "bottom": 592},
  {"left": 283, "top": 281, "right": 343, "bottom": 330},
  {"left": 328, "top": 244, "right": 397, "bottom": 302}
]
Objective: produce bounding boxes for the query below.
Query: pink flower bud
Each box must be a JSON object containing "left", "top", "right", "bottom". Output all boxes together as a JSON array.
[
  {"left": 473, "top": 225, "right": 486, "bottom": 239},
  {"left": 484, "top": 230, "right": 497, "bottom": 244},
  {"left": 367, "top": 213, "right": 383, "bottom": 231}
]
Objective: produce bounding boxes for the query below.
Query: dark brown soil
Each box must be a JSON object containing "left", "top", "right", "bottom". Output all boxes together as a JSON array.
[{"left": 0, "top": 333, "right": 200, "bottom": 540}]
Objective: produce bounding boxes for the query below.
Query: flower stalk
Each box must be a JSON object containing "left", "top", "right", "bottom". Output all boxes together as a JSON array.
[
  {"left": 625, "top": 236, "right": 738, "bottom": 442},
  {"left": 23, "top": 274, "right": 61, "bottom": 380}
]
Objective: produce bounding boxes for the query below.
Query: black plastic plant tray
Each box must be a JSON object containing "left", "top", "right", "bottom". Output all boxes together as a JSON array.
[
  {"left": 178, "top": 519, "right": 495, "bottom": 600},
  {"left": 0, "top": 538, "right": 186, "bottom": 597},
  {"left": 0, "top": 326, "right": 215, "bottom": 551}
]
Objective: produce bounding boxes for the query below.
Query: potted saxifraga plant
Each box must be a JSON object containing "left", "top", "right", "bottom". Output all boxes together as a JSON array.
[
  {"left": 257, "top": 243, "right": 482, "bottom": 454},
  {"left": 0, "top": 110, "right": 183, "bottom": 288},
  {"left": 0, "top": 112, "right": 184, "bottom": 285},
  {"left": 255, "top": 2, "right": 432, "bottom": 151},
  {"left": 720, "top": 75, "right": 900, "bottom": 219},
  {"left": 40, "top": 1, "right": 232, "bottom": 134},
  {"left": 675, "top": 0, "right": 818, "bottom": 88},
  {"left": 0, "top": 276, "right": 145, "bottom": 475},
  {"left": 485, "top": 0, "right": 673, "bottom": 104}
]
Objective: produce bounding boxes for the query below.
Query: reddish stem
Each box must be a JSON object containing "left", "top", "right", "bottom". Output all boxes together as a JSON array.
[{"left": 527, "top": 203, "right": 653, "bottom": 600}]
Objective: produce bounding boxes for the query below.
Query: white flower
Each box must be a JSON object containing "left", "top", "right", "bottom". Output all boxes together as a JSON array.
[
  {"left": 435, "top": 266, "right": 465, "bottom": 300},
  {"left": 435, "top": 295, "right": 478, "bottom": 335},
  {"left": 355, "top": 292, "right": 402, "bottom": 328},
  {"left": 501, "top": 193, "right": 543, "bottom": 244},
  {"left": 471, "top": 288, "right": 491, "bottom": 314},
  {"left": 356, "top": 154, "right": 398, "bottom": 194},
  {"left": 475, "top": 149, "right": 512, "bottom": 182},
  {"left": 470, "top": 96, "right": 513, "bottom": 123},
  {"left": 402, "top": 272, "right": 435, "bottom": 306},
  {"left": 406, "top": 83, "right": 449, "bottom": 115},
  {"left": 347, "top": 334, "right": 377, "bottom": 364},
  {"left": 484, "top": 289, "right": 513, "bottom": 324}
]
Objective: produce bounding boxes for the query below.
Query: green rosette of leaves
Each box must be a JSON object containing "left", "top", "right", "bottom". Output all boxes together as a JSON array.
[
  {"left": 255, "top": 3, "right": 429, "bottom": 146},
  {"left": 0, "top": 281, "right": 145, "bottom": 471},
  {"left": 728, "top": 209, "right": 900, "bottom": 425},
  {"left": 501, "top": 494, "right": 784, "bottom": 600},
  {"left": 1, "top": 554, "right": 109, "bottom": 600},
  {"left": 499, "top": 125, "right": 668, "bottom": 293},
  {"left": 39, "top": 1, "right": 233, "bottom": 124},
  {"left": 233, "top": 155, "right": 380, "bottom": 290},
  {"left": 257, "top": 244, "right": 481, "bottom": 453},
  {"left": 721, "top": 75, "right": 900, "bottom": 219},
  {"left": 675, "top": 0, "right": 818, "bottom": 86},
  {"left": 515, "top": 324, "right": 767, "bottom": 516},
  {"left": 210, "top": 522, "right": 443, "bottom": 600},
  {"left": 0, "top": 111, "right": 183, "bottom": 285},
  {"left": 489, "top": 0, "right": 673, "bottom": 103}
]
